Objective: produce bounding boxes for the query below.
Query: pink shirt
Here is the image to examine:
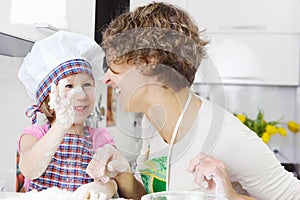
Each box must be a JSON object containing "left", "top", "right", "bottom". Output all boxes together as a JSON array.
[{"left": 18, "top": 124, "right": 114, "bottom": 191}]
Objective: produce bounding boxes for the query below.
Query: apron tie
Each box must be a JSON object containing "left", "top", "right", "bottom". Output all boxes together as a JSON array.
[{"left": 25, "top": 105, "right": 41, "bottom": 124}]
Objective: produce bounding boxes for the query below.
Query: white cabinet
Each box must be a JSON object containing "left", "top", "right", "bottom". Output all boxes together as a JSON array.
[
  {"left": 187, "top": 0, "right": 300, "bottom": 33},
  {"left": 195, "top": 33, "right": 300, "bottom": 85},
  {"left": 0, "top": 0, "right": 96, "bottom": 42},
  {"left": 187, "top": 0, "right": 300, "bottom": 85}
]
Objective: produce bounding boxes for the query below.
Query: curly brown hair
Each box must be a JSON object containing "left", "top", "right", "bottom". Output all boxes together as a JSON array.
[{"left": 101, "top": 2, "right": 208, "bottom": 91}]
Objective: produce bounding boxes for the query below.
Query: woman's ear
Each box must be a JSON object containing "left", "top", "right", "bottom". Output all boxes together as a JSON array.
[
  {"left": 146, "top": 53, "right": 159, "bottom": 69},
  {"left": 148, "top": 54, "right": 158, "bottom": 65}
]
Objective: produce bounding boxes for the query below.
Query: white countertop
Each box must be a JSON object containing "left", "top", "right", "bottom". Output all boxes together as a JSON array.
[{"left": 0, "top": 192, "right": 22, "bottom": 200}]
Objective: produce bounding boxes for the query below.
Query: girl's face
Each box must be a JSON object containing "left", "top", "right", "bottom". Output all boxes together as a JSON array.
[
  {"left": 62, "top": 73, "right": 96, "bottom": 124},
  {"left": 102, "top": 63, "right": 154, "bottom": 112}
]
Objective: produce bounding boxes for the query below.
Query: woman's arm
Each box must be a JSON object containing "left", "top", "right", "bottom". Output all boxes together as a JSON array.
[
  {"left": 187, "top": 153, "right": 256, "bottom": 200},
  {"left": 115, "top": 172, "right": 146, "bottom": 200},
  {"left": 211, "top": 114, "right": 300, "bottom": 199},
  {"left": 87, "top": 144, "right": 146, "bottom": 199}
]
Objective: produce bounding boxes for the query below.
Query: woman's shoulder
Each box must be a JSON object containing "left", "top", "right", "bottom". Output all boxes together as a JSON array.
[{"left": 199, "top": 98, "right": 244, "bottom": 126}]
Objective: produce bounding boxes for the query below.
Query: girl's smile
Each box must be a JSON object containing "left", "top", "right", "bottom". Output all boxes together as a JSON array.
[{"left": 60, "top": 73, "right": 96, "bottom": 125}]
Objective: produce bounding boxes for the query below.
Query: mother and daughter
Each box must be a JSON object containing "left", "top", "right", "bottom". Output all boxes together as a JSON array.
[{"left": 18, "top": 2, "right": 300, "bottom": 200}]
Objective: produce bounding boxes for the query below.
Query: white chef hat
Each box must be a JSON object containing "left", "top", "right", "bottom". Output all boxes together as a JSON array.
[{"left": 18, "top": 30, "right": 104, "bottom": 124}]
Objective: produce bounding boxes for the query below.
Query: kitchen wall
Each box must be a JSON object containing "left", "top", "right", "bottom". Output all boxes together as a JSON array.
[
  {"left": 0, "top": 55, "right": 34, "bottom": 192},
  {"left": 296, "top": 88, "right": 300, "bottom": 163}
]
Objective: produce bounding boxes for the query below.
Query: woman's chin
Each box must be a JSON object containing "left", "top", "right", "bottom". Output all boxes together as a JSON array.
[{"left": 120, "top": 103, "right": 133, "bottom": 112}]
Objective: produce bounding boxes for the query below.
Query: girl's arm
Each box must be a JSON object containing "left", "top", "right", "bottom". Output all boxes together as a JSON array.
[
  {"left": 19, "top": 122, "right": 66, "bottom": 179},
  {"left": 74, "top": 179, "right": 118, "bottom": 199},
  {"left": 20, "top": 81, "right": 75, "bottom": 179}
]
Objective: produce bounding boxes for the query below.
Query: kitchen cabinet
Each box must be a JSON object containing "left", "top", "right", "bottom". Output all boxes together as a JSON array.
[
  {"left": 195, "top": 33, "right": 300, "bottom": 85},
  {"left": 187, "top": 0, "right": 300, "bottom": 86},
  {"left": 187, "top": 0, "right": 300, "bottom": 33},
  {"left": 0, "top": 0, "right": 96, "bottom": 42}
]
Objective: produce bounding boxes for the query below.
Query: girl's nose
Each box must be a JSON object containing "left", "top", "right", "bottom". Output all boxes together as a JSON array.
[{"left": 73, "top": 86, "right": 87, "bottom": 99}]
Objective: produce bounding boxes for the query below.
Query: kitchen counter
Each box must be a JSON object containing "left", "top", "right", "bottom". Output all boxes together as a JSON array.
[{"left": 0, "top": 192, "right": 22, "bottom": 200}]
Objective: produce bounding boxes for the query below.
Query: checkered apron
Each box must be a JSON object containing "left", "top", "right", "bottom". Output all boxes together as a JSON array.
[{"left": 28, "top": 129, "right": 94, "bottom": 192}]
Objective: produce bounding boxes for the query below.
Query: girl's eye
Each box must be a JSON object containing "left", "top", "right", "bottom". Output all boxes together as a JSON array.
[
  {"left": 83, "top": 82, "right": 93, "bottom": 87},
  {"left": 65, "top": 84, "right": 73, "bottom": 88}
]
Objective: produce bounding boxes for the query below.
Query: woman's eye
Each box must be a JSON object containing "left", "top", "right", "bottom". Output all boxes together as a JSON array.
[{"left": 65, "top": 84, "right": 73, "bottom": 88}]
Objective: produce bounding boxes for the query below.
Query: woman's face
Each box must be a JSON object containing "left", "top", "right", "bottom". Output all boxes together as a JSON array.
[
  {"left": 61, "top": 73, "right": 96, "bottom": 124},
  {"left": 102, "top": 63, "right": 154, "bottom": 112}
]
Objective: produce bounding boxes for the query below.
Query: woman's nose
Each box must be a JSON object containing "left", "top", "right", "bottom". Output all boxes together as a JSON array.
[
  {"left": 102, "top": 72, "right": 111, "bottom": 85},
  {"left": 102, "top": 70, "right": 118, "bottom": 89}
]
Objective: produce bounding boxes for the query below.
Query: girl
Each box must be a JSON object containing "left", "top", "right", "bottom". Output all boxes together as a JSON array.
[{"left": 17, "top": 31, "right": 117, "bottom": 198}]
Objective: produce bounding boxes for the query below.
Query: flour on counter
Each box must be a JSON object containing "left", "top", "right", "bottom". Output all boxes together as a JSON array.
[{"left": 17, "top": 187, "right": 107, "bottom": 200}]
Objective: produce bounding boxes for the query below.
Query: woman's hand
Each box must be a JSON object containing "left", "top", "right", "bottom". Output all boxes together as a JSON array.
[
  {"left": 87, "top": 144, "right": 146, "bottom": 199},
  {"left": 87, "top": 144, "right": 131, "bottom": 182},
  {"left": 187, "top": 153, "right": 256, "bottom": 200}
]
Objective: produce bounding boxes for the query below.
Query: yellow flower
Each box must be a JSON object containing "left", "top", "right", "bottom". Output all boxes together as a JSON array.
[
  {"left": 277, "top": 127, "right": 287, "bottom": 136},
  {"left": 288, "top": 121, "right": 299, "bottom": 133},
  {"left": 237, "top": 114, "right": 246, "bottom": 123},
  {"left": 235, "top": 111, "right": 297, "bottom": 140},
  {"left": 261, "top": 132, "right": 271, "bottom": 143},
  {"left": 265, "top": 125, "right": 277, "bottom": 135}
]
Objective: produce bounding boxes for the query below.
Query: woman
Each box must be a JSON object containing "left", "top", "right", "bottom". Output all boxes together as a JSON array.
[{"left": 87, "top": 2, "right": 300, "bottom": 199}]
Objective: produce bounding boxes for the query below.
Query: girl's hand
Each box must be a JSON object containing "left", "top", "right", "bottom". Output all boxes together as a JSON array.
[
  {"left": 48, "top": 79, "right": 74, "bottom": 129},
  {"left": 87, "top": 144, "right": 131, "bottom": 183},
  {"left": 74, "top": 180, "right": 117, "bottom": 199}
]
